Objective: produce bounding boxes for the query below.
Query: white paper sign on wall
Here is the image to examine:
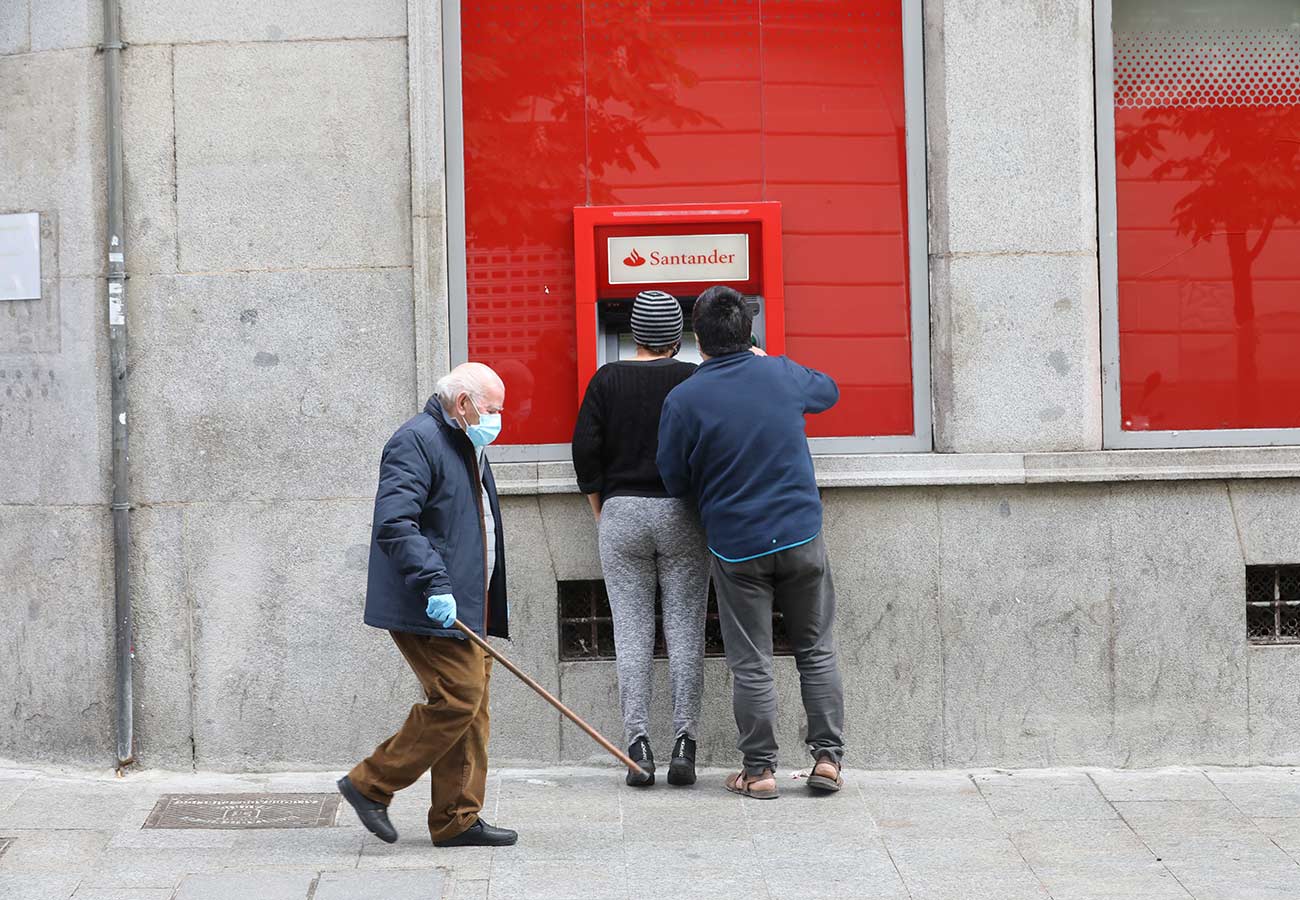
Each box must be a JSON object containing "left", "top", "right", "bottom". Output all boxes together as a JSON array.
[
  {"left": 0, "top": 213, "right": 41, "bottom": 301},
  {"left": 607, "top": 233, "right": 749, "bottom": 286}
]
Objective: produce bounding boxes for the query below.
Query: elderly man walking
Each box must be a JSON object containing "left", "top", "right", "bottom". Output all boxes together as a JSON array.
[
  {"left": 337, "top": 362, "right": 517, "bottom": 847},
  {"left": 656, "top": 286, "right": 846, "bottom": 800}
]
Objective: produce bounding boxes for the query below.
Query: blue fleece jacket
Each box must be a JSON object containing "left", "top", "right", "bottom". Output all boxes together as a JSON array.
[{"left": 656, "top": 351, "right": 838, "bottom": 562}]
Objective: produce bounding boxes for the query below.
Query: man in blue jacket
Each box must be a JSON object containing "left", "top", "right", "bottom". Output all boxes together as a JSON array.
[
  {"left": 337, "top": 363, "right": 517, "bottom": 847},
  {"left": 657, "top": 286, "right": 846, "bottom": 800}
]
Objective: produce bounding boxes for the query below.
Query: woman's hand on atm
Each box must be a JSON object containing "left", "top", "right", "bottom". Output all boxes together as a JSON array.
[{"left": 749, "top": 345, "right": 768, "bottom": 357}]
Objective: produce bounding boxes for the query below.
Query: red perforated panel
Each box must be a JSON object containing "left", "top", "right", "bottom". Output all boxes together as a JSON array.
[
  {"left": 461, "top": 0, "right": 915, "bottom": 445},
  {"left": 1112, "top": 3, "right": 1300, "bottom": 432}
]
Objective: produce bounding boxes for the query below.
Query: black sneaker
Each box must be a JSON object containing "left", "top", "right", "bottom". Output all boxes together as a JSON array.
[
  {"left": 626, "top": 737, "right": 655, "bottom": 787},
  {"left": 668, "top": 735, "right": 697, "bottom": 786}
]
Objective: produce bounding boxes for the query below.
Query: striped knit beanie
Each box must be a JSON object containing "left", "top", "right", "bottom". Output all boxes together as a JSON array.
[{"left": 630, "top": 289, "right": 683, "bottom": 348}]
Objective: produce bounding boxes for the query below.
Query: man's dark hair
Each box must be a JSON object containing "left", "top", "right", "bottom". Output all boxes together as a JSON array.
[{"left": 692, "top": 285, "right": 752, "bottom": 357}]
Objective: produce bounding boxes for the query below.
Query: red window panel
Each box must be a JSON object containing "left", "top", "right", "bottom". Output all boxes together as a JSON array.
[
  {"left": 462, "top": 1, "right": 915, "bottom": 445},
  {"left": 1112, "top": 2, "right": 1300, "bottom": 432}
]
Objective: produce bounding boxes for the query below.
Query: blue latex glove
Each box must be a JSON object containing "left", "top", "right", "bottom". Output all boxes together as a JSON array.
[{"left": 425, "top": 593, "right": 457, "bottom": 628}]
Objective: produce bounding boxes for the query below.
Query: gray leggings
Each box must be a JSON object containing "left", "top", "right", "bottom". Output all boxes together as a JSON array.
[{"left": 598, "top": 496, "right": 709, "bottom": 747}]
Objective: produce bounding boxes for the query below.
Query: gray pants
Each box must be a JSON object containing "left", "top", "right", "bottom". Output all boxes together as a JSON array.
[
  {"left": 711, "top": 534, "right": 845, "bottom": 775},
  {"left": 598, "top": 496, "right": 709, "bottom": 747}
]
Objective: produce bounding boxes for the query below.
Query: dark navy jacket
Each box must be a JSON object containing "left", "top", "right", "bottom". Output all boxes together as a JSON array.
[
  {"left": 363, "top": 397, "right": 509, "bottom": 640},
  {"left": 656, "top": 352, "right": 838, "bottom": 562}
]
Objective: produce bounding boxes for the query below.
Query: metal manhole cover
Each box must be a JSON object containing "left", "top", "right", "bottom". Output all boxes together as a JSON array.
[{"left": 143, "top": 793, "right": 340, "bottom": 830}]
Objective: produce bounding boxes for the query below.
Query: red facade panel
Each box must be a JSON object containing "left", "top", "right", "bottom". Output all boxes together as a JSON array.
[
  {"left": 1111, "top": 5, "right": 1300, "bottom": 432},
  {"left": 461, "top": 0, "right": 915, "bottom": 445}
]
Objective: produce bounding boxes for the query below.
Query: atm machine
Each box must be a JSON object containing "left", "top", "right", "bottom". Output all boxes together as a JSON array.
[{"left": 573, "top": 201, "right": 786, "bottom": 404}]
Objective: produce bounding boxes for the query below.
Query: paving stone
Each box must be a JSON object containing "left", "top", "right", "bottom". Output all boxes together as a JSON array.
[
  {"left": 1089, "top": 769, "right": 1223, "bottom": 803},
  {"left": 885, "top": 836, "right": 1052, "bottom": 900},
  {"left": 71, "top": 889, "right": 175, "bottom": 900},
  {"left": 759, "top": 844, "right": 910, "bottom": 900},
  {"left": 1252, "top": 817, "right": 1300, "bottom": 854},
  {"left": 357, "top": 838, "right": 493, "bottom": 880},
  {"left": 1204, "top": 768, "right": 1300, "bottom": 818},
  {"left": 354, "top": 869, "right": 442, "bottom": 899},
  {"left": 0, "top": 780, "right": 136, "bottom": 831},
  {"left": 1156, "top": 839, "right": 1300, "bottom": 900},
  {"left": 451, "top": 880, "right": 490, "bottom": 900},
  {"left": 78, "top": 846, "right": 231, "bottom": 890},
  {"left": 0, "top": 776, "right": 35, "bottom": 816},
  {"left": 173, "top": 871, "right": 313, "bottom": 900},
  {"left": 220, "top": 827, "right": 364, "bottom": 870},
  {"left": 1007, "top": 821, "right": 1190, "bottom": 900},
  {"left": 0, "top": 829, "right": 111, "bottom": 874},
  {"left": 488, "top": 858, "right": 626, "bottom": 900},
  {"left": 1113, "top": 800, "right": 1256, "bottom": 847},
  {"left": 0, "top": 874, "right": 82, "bottom": 900},
  {"left": 974, "top": 772, "right": 1118, "bottom": 822}
]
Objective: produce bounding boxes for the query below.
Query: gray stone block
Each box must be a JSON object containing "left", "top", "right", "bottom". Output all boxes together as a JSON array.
[
  {"left": 1246, "top": 649, "right": 1300, "bottom": 765},
  {"left": 927, "top": 0, "right": 1095, "bottom": 256},
  {"left": 0, "top": 49, "right": 102, "bottom": 279},
  {"left": 179, "top": 499, "right": 422, "bottom": 770},
  {"left": 1222, "top": 480, "right": 1300, "bottom": 564},
  {"left": 538, "top": 494, "right": 602, "bottom": 581},
  {"left": 172, "top": 41, "right": 410, "bottom": 272},
  {"left": 930, "top": 254, "right": 1102, "bottom": 453},
  {"left": 121, "top": 0, "right": 406, "bottom": 44},
  {"left": 0, "top": 277, "right": 109, "bottom": 506},
  {"left": 0, "top": 507, "right": 113, "bottom": 764},
  {"left": 1107, "top": 482, "right": 1249, "bottom": 766},
  {"left": 130, "top": 505, "right": 195, "bottom": 769},
  {"left": 126, "top": 269, "right": 416, "bottom": 504},
  {"left": 121, "top": 44, "right": 178, "bottom": 277},
  {"left": 822, "top": 487, "right": 944, "bottom": 768},
  {"left": 30, "top": 0, "right": 102, "bottom": 52},
  {"left": 937, "top": 485, "right": 1115, "bottom": 767},
  {"left": 0, "top": 2, "right": 28, "bottom": 54},
  {"left": 486, "top": 496, "right": 562, "bottom": 764}
]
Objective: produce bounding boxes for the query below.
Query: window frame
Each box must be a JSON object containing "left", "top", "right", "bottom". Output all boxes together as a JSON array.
[
  {"left": 1094, "top": 0, "right": 1300, "bottom": 450},
  {"left": 442, "top": 0, "right": 933, "bottom": 462}
]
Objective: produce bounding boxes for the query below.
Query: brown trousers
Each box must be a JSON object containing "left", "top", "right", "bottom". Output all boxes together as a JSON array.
[{"left": 348, "top": 631, "right": 492, "bottom": 843}]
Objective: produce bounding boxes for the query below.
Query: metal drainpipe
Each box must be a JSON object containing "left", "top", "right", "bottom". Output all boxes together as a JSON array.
[{"left": 102, "top": 0, "right": 134, "bottom": 769}]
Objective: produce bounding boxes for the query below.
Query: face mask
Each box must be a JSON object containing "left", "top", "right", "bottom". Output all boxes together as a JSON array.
[{"left": 464, "top": 397, "right": 502, "bottom": 448}]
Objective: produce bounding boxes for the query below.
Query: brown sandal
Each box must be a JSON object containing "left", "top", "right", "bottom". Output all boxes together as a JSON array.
[
  {"left": 725, "top": 769, "right": 779, "bottom": 800},
  {"left": 807, "top": 754, "right": 844, "bottom": 793}
]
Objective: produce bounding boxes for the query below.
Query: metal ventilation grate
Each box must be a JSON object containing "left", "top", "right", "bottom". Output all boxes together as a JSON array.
[
  {"left": 558, "top": 579, "right": 792, "bottom": 662},
  {"left": 1246, "top": 566, "right": 1300, "bottom": 645}
]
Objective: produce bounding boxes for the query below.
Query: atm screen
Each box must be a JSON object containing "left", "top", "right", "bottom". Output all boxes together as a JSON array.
[{"left": 616, "top": 331, "right": 703, "bottom": 366}]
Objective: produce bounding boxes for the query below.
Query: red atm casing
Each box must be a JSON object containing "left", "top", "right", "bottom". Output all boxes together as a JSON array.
[{"left": 573, "top": 201, "right": 786, "bottom": 405}]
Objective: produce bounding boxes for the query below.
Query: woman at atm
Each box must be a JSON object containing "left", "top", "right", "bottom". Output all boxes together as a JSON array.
[{"left": 571, "top": 289, "right": 709, "bottom": 789}]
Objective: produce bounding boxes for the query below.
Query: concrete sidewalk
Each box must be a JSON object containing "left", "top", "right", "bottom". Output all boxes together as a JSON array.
[{"left": 0, "top": 764, "right": 1297, "bottom": 900}]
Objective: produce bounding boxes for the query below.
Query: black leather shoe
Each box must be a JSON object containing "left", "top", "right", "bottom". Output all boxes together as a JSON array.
[
  {"left": 668, "top": 734, "right": 697, "bottom": 786},
  {"left": 626, "top": 737, "right": 655, "bottom": 787},
  {"left": 337, "top": 776, "right": 398, "bottom": 844},
  {"left": 434, "top": 818, "right": 518, "bottom": 847}
]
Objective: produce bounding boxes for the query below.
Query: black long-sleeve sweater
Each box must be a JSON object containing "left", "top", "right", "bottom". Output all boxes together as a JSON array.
[{"left": 570, "top": 358, "right": 697, "bottom": 499}]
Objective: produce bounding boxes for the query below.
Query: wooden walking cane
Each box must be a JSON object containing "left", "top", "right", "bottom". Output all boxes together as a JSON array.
[{"left": 453, "top": 620, "right": 648, "bottom": 777}]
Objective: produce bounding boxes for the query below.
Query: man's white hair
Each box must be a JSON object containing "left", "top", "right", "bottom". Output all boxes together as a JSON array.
[{"left": 435, "top": 362, "right": 504, "bottom": 408}]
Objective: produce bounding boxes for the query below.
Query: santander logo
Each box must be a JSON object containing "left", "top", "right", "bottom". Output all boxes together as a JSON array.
[{"left": 608, "top": 233, "right": 749, "bottom": 285}]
